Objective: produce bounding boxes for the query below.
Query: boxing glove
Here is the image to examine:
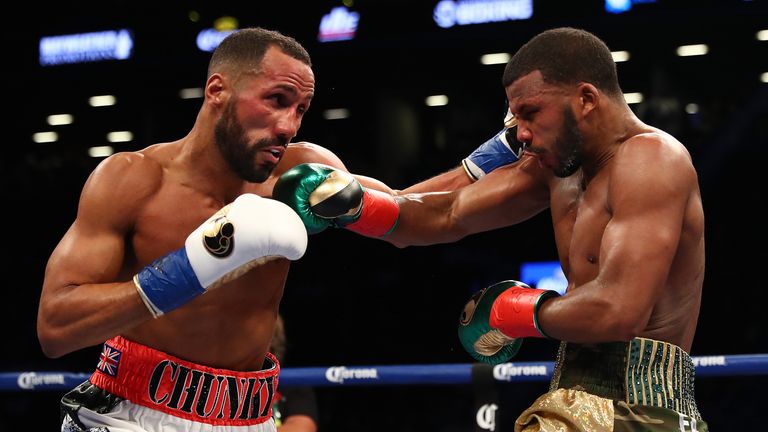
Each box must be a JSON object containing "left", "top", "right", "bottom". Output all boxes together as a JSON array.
[
  {"left": 458, "top": 280, "right": 558, "bottom": 364},
  {"left": 461, "top": 109, "right": 526, "bottom": 181},
  {"left": 134, "top": 194, "right": 308, "bottom": 317},
  {"left": 273, "top": 163, "right": 399, "bottom": 237}
]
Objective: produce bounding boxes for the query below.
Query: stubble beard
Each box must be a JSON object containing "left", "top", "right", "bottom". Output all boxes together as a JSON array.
[
  {"left": 552, "top": 106, "right": 584, "bottom": 178},
  {"left": 214, "top": 101, "right": 280, "bottom": 183}
]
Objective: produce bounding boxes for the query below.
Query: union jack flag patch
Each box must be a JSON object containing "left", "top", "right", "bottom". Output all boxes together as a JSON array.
[{"left": 97, "top": 343, "right": 122, "bottom": 377}]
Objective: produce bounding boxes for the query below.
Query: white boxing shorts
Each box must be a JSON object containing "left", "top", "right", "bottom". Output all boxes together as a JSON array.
[{"left": 61, "top": 336, "right": 279, "bottom": 432}]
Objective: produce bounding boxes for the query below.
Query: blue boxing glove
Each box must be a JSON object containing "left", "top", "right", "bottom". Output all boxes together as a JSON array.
[
  {"left": 133, "top": 194, "right": 308, "bottom": 317},
  {"left": 461, "top": 109, "right": 526, "bottom": 181}
]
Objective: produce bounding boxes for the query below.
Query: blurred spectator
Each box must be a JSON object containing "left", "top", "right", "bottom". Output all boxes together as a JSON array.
[{"left": 272, "top": 314, "right": 319, "bottom": 432}]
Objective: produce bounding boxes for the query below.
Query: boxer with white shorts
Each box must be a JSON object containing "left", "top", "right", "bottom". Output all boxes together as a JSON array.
[
  {"left": 39, "top": 27, "right": 503, "bottom": 432},
  {"left": 62, "top": 336, "right": 280, "bottom": 432},
  {"left": 38, "top": 28, "right": 317, "bottom": 432}
]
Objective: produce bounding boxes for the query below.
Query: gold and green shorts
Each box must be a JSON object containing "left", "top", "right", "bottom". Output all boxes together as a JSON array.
[{"left": 516, "top": 338, "right": 708, "bottom": 431}]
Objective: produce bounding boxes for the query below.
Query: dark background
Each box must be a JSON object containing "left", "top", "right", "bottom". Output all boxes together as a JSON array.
[{"left": 3, "top": 0, "right": 767, "bottom": 430}]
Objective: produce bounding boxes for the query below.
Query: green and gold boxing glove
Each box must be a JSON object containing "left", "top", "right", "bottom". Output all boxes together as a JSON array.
[
  {"left": 458, "top": 280, "right": 558, "bottom": 364},
  {"left": 273, "top": 163, "right": 399, "bottom": 237}
]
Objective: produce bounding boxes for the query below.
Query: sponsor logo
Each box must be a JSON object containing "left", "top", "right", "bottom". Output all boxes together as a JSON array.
[
  {"left": 39, "top": 29, "right": 133, "bottom": 66},
  {"left": 433, "top": 0, "right": 533, "bottom": 29},
  {"left": 202, "top": 206, "right": 235, "bottom": 257},
  {"left": 17, "top": 372, "right": 65, "bottom": 390},
  {"left": 476, "top": 403, "right": 497, "bottom": 431},
  {"left": 325, "top": 366, "right": 379, "bottom": 384},
  {"left": 493, "top": 363, "right": 548, "bottom": 381},
  {"left": 691, "top": 356, "right": 726, "bottom": 367}
]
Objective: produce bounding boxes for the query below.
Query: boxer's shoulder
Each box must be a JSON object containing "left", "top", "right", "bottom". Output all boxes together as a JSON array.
[
  {"left": 278, "top": 142, "right": 346, "bottom": 173},
  {"left": 81, "top": 150, "right": 164, "bottom": 218},
  {"left": 94, "top": 148, "right": 164, "bottom": 186}
]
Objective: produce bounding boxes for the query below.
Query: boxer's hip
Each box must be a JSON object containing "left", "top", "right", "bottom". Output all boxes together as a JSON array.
[
  {"left": 549, "top": 337, "right": 701, "bottom": 420},
  {"left": 515, "top": 337, "right": 708, "bottom": 431},
  {"left": 80, "top": 335, "right": 279, "bottom": 427}
]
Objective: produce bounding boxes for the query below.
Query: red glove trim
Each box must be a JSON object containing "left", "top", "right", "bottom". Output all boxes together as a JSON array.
[
  {"left": 345, "top": 188, "right": 400, "bottom": 238},
  {"left": 489, "top": 287, "right": 557, "bottom": 338}
]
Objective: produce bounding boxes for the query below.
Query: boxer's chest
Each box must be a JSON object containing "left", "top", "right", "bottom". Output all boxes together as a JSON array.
[{"left": 550, "top": 172, "right": 610, "bottom": 288}]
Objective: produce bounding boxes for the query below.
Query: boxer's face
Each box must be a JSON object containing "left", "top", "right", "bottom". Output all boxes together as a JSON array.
[
  {"left": 506, "top": 70, "right": 585, "bottom": 178},
  {"left": 214, "top": 47, "right": 314, "bottom": 183}
]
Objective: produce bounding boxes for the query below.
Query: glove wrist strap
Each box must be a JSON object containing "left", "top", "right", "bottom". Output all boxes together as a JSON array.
[
  {"left": 133, "top": 247, "right": 206, "bottom": 317},
  {"left": 344, "top": 189, "right": 400, "bottom": 238},
  {"left": 490, "top": 287, "right": 558, "bottom": 339}
]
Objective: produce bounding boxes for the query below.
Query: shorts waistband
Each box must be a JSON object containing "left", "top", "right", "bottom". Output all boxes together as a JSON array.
[
  {"left": 550, "top": 337, "right": 701, "bottom": 420},
  {"left": 90, "top": 336, "right": 279, "bottom": 426}
]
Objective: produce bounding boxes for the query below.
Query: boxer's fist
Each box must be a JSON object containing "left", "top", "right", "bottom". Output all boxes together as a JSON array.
[
  {"left": 274, "top": 163, "right": 399, "bottom": 238},
  {"left": 459, "top": 281, "right": 525, "bottom": 364},
  {"left": 134, "top": 194, "right": 307, "bottom": 317},
  {"left": 461, "top": 109, "right": 526, "bottom": 181},
  {"left": 458, "top": 280, "right": 558, "bottom": 364},
  {"left": 272, "top": 163, "right": 359, "bottom": 234}
]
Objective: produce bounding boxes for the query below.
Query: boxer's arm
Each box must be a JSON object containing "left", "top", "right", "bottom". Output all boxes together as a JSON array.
[
  {"left": 354, "top": 166, "right": 472, "bottom": 198},
  {"left": 536, "top": 137, "right": 693, "bottom": 343},
  {"left": 275, "top": 142, "right": 550, "bottom": 244},
  {"left": 396, "top": 166, "right": 473, "bottom": 195},
  {"left": 283, "top": 141, "right": 468, "bottom": 195},
  {"left": 38, "top": 153, "right": 160, "bottom": 358},
  {"left": 386, "top": 155, "right": 550, "bottom": 247},
  {"left": 274, "top": 156, "right": 549, "bottom": 243}
]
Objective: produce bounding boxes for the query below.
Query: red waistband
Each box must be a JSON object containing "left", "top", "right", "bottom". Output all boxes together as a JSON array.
[{"left": 90, "top": 336, "right": 279, "bottom": 426}]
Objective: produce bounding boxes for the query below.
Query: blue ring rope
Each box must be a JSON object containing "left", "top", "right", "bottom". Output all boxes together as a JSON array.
[{"left": 3, "top": 353, "right": 766, "bottom": 391}]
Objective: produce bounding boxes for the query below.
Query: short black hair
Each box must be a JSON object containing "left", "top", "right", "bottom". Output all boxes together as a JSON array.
[
  {"left": 207, "top": 27, "right": 311, "bottom": 78},
  {"left": 503, "top": 27, "right": 622, "bottom": 98}
]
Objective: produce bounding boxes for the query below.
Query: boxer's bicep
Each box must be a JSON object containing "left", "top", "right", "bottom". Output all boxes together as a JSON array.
[{"left": 48, "top": 153, "right": 155, "bottom": 290}]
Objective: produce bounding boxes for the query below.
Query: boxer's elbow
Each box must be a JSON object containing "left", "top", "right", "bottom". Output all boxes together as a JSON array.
[
  {"left": 37, "top": 315, "right": 78, "bottom": 358},
  {"left": 37, "top": 326, "right": 68, "bottom": 358},
  {"left": 39, "top": 342, "right": 67, "bottom": 359},
  {"left": 601, "top": 308, "right": 646, "bottom": 342}
]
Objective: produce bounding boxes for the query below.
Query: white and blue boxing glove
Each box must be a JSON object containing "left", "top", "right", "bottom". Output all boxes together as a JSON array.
[
  {"left": 133, "top": 194, "right": 308, "bottom": 317},
  {"left": 461, "top": 109, "right": 526, "bottom": 181}
]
